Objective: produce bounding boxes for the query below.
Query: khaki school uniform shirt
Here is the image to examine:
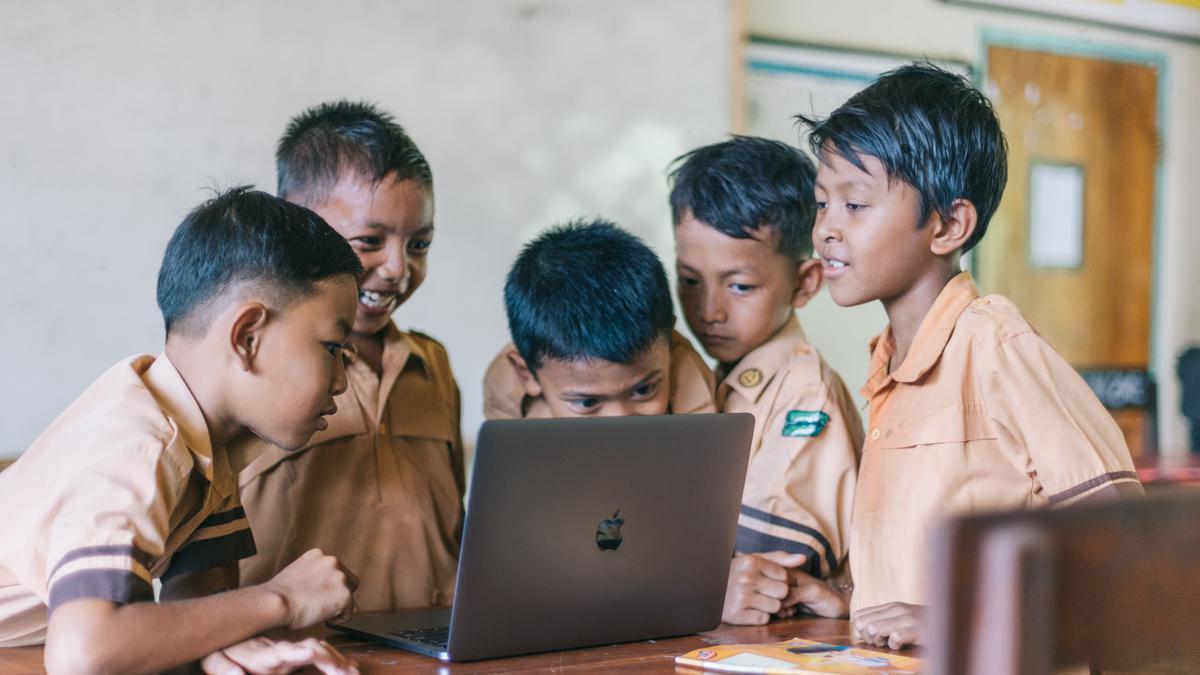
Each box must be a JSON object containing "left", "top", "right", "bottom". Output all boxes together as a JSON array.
[
  {"left": 235, "top": 325, "right": 465, "bottom": 611},
  {"left": 718, "top": 316, "right": 862, "bottom": 580},
  {"left": 850, "top": 272, "right": 1141, "bottom": 614},
  {"left": 0, "top": 355, "right": 255, "bottom": 647},
  {"left": 482, "top": 329, "right": 716, "bottom": 419}
]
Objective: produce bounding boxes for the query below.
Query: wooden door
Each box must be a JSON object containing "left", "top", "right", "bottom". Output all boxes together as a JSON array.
[{"left": 980, "top": 46, "right": 1158, "bottom": 455}]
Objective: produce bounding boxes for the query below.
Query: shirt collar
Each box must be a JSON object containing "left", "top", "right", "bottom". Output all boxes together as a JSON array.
[
  {"left": 719, "top": 315, "right": 812, "bottom": 405},
  {"left": 142, "top": 353, "right": 232, "bottom": 498},
  {"left": 861, "top": 271, "right": 979, "bottom": 399}
]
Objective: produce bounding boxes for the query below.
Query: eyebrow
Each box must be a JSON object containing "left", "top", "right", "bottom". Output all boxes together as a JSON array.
[
  {"left": 815, "top": 178, "right": 875, "bottom": 192},
  {"left": 337, "top": 319, "right": 352, "bottom": 339},
  {"left": 678, "top": 262, "right": 756, "bottom": 280},
  {"left": 364, "top": 222, "right": 435, "bottom": 235},
  {"left": 559, "top": 370, "right": 664, "bottom": 400}
]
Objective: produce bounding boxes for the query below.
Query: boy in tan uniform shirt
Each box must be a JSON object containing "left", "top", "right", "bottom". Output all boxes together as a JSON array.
[
  {"left": 800, "top": 63, "right": 1142, "bottom": 649},
  {"left": 483, "top": 219, "right": 715, "bottom": 420},
  {"left": 669, "top": 137, "right": 861, "bottom": 626},
  {"left": 0, "top": 188, "right": 360, "bottom": 674},
  {"left": 235, "top": 102, "right": 465, "bottom": 612}
]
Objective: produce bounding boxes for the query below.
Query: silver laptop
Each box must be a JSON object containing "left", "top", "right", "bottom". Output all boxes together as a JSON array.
[{"left": 329, "top": 413, "right": 753, "bottom": 662}]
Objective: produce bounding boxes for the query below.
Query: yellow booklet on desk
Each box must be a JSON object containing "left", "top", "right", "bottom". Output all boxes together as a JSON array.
[{"left": 676, "top": 638, "right": 921, "bottom": 674}]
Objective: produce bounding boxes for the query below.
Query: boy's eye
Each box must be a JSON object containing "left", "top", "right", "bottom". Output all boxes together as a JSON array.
[
  {"left": 567, "top": 398, "right": 600, "bottom": 413},
  {"left": 815, "top": 201, "right": 827, "bottom": 210},
  {"left": 323, "top": 342, "right": 345, "bottom": 357},
  {"left": 846, "top": 203, "right": 867, "bottom": 212},
  {"left": 730, "top": 283, "right": 756, "bottom": 294},
  {"left": 352, "top": 236, "right": 383, "bottom": 250},
  {"left": 409, "top": 239, "right": 432, "bottom": 254},
  {"left": 631, "top": 382, "right": 659, "bottom": 399},
  {"left": 677, "top": 276, "right": 700, "bottom": 289}
]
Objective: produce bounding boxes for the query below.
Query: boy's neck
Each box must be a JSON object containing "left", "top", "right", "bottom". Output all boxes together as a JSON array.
[
  {"left": 350, "top": 328, "right": 387, "bottom": 374},
  {"left": 164, "top": 340, "right": 240, "bottom": 448},
  {"left": 882, "top": 264, "right": 962, "bottom": 374}
]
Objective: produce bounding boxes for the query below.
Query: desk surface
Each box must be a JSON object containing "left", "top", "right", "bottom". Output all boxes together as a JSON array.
[{"left": 0, "top": 617, "right": 912, "bottom": 673}]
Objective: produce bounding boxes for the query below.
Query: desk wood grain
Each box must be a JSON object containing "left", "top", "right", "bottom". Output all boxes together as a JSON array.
[{"left": 0, "top": 617, "right": 914, "bottom": 673}]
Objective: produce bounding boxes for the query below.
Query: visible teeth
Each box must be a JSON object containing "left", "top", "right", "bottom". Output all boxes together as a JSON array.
[
  {"left": 829, "top": 260, "right": 847, "bottom": 268},
  {"left": 359, "top": 290, "right": 396, "bottom": 308}
]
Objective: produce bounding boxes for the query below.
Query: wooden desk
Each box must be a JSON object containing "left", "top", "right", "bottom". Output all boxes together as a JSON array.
[{"left": 0, "top": 618, "right": 912, "bottom": 673}]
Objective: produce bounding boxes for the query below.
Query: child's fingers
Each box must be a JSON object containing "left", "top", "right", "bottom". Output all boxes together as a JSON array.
[
  {"left": 306, "top": 639, "right": 360, "bottom": 675},
  {"left": 201, "top": 650, "right": 247, "bottom": 675},
  {"left": 756, "top": 551, "right": 809, "bottom": 571}
]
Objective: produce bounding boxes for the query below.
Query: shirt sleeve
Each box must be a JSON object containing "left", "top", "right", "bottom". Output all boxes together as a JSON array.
[
  {"left": 736, "top": 365, "right": 862, "bottom": 579},
  {"left": 45, "top": 445, "right": 188, "bottom": 612},
  {"left": 482, "top": 346, "right": 526, "bottom": 420},
  {"left": 985, "top": 330, "right": 1142, "bottom": 505}
]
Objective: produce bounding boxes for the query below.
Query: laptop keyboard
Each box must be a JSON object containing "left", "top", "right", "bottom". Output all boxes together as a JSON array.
[{"left": 388, "top": 625, "right": 450, "bottom": 650}]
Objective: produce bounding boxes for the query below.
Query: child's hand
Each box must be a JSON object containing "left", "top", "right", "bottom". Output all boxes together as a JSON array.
[
  {"left": 201, "top": 637, "right": 359, "bottom": 675},
  {"left": 263, "top": 549, "right": 358, "bottom": 630},
  {"left": 852, "top": 602, "right": 925, "bottom": 650},
  {"left": 782, "top": 568, "right": 848, "bottom": 619},
  {"left": 722, "top": 552, "right": 810, "bottom": 625}
]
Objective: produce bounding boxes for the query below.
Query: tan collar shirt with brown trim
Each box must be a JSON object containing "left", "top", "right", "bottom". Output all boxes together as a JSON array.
[
  {"left": 482, "top": 329, "right": 717, "bottom": 420},
  {"left": 850, "top": 272, "right": 1142, "bottom": 614},
  {"left": 234, "top": 325, "right": 465, "bottom": 612},
  {"left": 717, "top": 315, "right": 862, "bottom": 580},
  {"left": 0, "top": 355, "right": 255, "bottom": 647}
]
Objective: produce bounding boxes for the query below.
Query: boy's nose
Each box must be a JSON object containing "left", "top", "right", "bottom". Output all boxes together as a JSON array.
[
  {"left": 379, "top": 246, "right": 407, "bottom": 284},
  {"left": 813, "top": 213, "right": 842, "bottom": 245},
  {"left": 700, "top": 290, "right": 726, "bottom": 324},
  {"left": 331, "top": 354, "right": 349, "bottom": 396}
]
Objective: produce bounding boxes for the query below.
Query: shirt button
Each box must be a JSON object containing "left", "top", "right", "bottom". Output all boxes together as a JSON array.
[
  {"left": 870, "top": 428, "right": 880, "bottom": 441},
  {"left": 378, "top": 423, "right": 387, "bottom": 435}
]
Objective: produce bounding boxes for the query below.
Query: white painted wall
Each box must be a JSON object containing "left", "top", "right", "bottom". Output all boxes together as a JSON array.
[
  {"left": 0, "top": 0, "right": 733, "bottom": 458},
  {"left": 747, "top": 0, "right": 1200, "bottom": 455}
]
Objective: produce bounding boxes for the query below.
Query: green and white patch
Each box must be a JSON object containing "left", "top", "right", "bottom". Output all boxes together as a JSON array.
[{"left": 782, "top": 410, "right": 829, "bottom": 438}]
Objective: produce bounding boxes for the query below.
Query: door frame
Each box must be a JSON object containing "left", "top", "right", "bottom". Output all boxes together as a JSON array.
[{"left": 976, "top": 28, "right": 1168, "bottom": 375}]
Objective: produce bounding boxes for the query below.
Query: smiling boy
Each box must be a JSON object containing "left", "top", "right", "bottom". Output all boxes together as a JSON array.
[
  {"left": 803, "top": 63, "right": 1141, "bottom": 649},
  {"left": 235, "top": 102, "right": 465, "bottom": 613}
]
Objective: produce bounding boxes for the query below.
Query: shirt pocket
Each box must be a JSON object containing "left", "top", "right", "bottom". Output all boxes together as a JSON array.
[{"left": 872, "top": 408, "right": 996, "bottom": 450}]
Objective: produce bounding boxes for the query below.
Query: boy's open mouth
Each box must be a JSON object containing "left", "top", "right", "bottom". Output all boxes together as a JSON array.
[{"left": 359, "top": 289, "right": 399, "bottom": 312}]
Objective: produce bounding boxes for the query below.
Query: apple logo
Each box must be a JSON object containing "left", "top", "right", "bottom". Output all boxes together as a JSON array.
[{"left": 595, "top": 509, "right": 624, "bottom": 551}]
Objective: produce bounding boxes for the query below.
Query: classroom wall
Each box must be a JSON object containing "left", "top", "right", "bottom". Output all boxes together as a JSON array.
[
  {"left": 0, "top": 0, "right": 733, "bottom": 458},
  {"left": 747, "top": 0, "right": 1200, "bottom": 456}
]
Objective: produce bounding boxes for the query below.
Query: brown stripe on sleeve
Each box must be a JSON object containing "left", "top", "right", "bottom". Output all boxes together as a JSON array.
[
  {"left": 49, "top": 545, "right": 155, "bottom": 580},
  {"left": 1048, "top": 470, "right": 1141, "bottom": 505},
  {"left": 48, "top": 569, "right": 153, "bottom": 612},
  {"left": 161, "top": 528, "right": 256, "bottom": 582}
]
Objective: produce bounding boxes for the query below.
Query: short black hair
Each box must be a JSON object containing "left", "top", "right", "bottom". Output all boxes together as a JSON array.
[
  {"left": 157, "top": 186, "right": 363, "bottom": 338},
  {"left": 504, "top": 219, "right": 675, "bottom": 372},
  {"left": 668, "top": 135, "right": 817, "bottom": 261},
  {"left": 798, "top": 62, "right": 1008, "bottom": 253},
  {"left": 276, "top": 100, "right": 432, "bottom": 205}
]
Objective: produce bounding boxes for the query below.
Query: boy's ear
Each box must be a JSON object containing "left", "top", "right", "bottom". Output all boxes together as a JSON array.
[
  {"left": 790, "top": 258, "right": 824, "bottom": 309},
  {"left": 929, "top": 198, "right": 978, "bottom": 256},
  {"left": 229, "top": 303, "right": 269, "bottom": 372},
  {"left": 505, "top": 348, "right": 543, "bottom": 398}
]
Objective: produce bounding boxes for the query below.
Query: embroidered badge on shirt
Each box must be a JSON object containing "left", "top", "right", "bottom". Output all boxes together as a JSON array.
[
  {"left": 738, "top": 368, "right": 763, "bottom": 388},
  {"left": 782, "top": 410, "right": 829, "bottom": 437}
]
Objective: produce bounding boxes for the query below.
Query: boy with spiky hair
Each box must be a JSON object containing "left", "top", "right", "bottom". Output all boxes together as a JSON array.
[
  {"left": 236, "top": 102, "right": 466, "bottom": 613},
  {"left": 484, "top": 219, "right": 715, "bottom": 420}
]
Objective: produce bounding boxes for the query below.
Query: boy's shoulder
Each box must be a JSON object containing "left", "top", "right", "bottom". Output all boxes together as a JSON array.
[
  {"left": 668, "top": 330, "right": 717, "bottom": 414},
  {"left": 722, "top": 317, "right": 840, "bottom": 406},
  {"left": 31, "top": 355, "right": 186, "bottom": 461},
  {"left": 954, "top": 292, "right": 1042, "bottom": 349}
]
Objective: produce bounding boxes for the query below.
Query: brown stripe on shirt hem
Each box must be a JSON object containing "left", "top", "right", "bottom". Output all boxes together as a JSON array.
[
  {"left": 48, "top": 569, "right": 153, "bottom": 613},
  {"left": 1049, "top": 470, "right": 1141, "bottom": 505}
]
